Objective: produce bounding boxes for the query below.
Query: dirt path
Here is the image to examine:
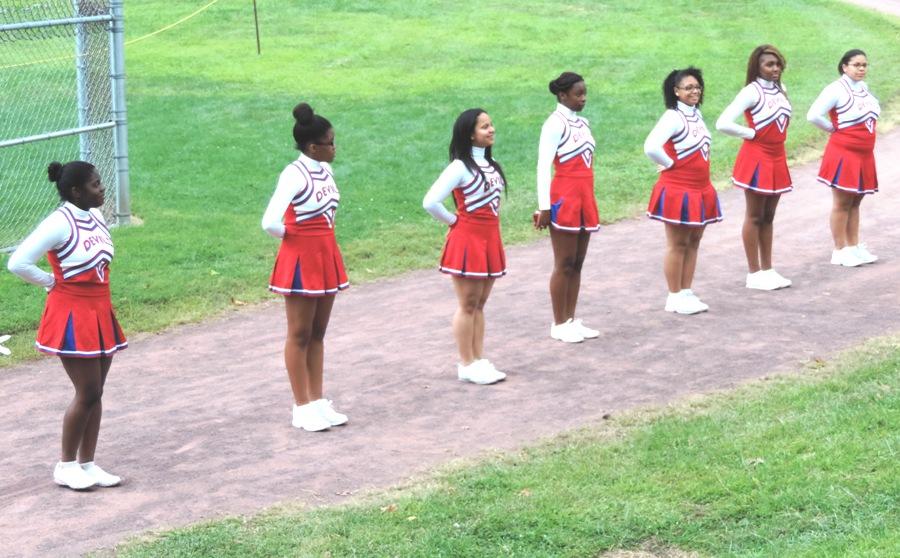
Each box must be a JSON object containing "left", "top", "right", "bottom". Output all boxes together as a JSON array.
[{"left": 2, "top": 124, "right": 899, "bottom": 556}]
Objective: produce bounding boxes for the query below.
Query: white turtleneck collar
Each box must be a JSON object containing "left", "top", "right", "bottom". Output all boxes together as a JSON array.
[
  {"left": 841, "top": 73, "right": 865, "bottom": 91},
  {"left": 298, "top": 151, "right": 322, "bottom": 170},
  {"left": 756, "top": 77, "right": 775, "bottom": 87},
  {"left": 676, "top": 100, "right": 697, "bottom": 114},
  {"left": 63, "top": 201, "right": 91, "bottom": 217},
  {"left": 472, "top": 146, "right": 486, "bottom": 160},
  {"left": 556, "top": 103, "right": 577, "bottom": 118}
]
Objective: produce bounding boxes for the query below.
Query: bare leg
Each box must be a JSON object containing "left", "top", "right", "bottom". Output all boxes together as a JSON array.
[
  {"left": 565, "top": 231, "right": 591, "bottom": 319},
  {"left": 60, "top": 357, "right": 105, "bottom": 462},
  {"left": 306, "top": 294, "right": 335, "bottom": 402},
  {"left": 452, "top": 277, "right": 487, "bottom": 364},
  {"left": 847, "top": 194, "right": 863, "bottom": 246},
  {"left": 758, "top": 194, "right": 781, "bottom": 270},
  {"left": 663, "top": 223, "right": 692, "bottom": 292},
  {"left": 681, "top": 226, "right": 706, "bottom": 289},
  {"left": 742, "top": 190, "right": 765, "bottom": 272},
  {"left": 830, "top": 189, "right": 855, "bottom": 249},
  {"left": 78, "top": 356, "right": 113, "bottom": 462},
  {"left": 549, "top": 228, "right": 580, "bottom": 324},
  {"left": 284, "top": 296, "right": 319, "bottom": 405},
  {"left": 472, "top": 278, "right": 495, "bottom": 359}
]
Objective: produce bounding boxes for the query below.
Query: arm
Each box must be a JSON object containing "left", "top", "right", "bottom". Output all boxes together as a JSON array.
[
  {"left": 715, "top": 85, "right": 757, "bottom": 139},
  {"left": 807, "top": 83, "right": 839, "bottom": 132},
  {"left": 261, "top": 165, "right": 304, "bottom": 238},
  {"left": 422, "top": 161, "right": 464, "bottom": 226},
  {"left": 536, "top": 115, "right": 565, "bottom": 211},
  {"left": 643, "top": 111, "right": 679, "bottom": 169},
  {"left": 7, "top": 211, "right": 69, "bottom": 289}
]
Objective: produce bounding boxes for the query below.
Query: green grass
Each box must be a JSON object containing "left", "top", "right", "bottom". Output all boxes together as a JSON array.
[
  {"left": 3, "top": 0, "right": 900, "bottom": 366},
  {"left": 114, "top": 337, "right": 900, "bottom": 557}
]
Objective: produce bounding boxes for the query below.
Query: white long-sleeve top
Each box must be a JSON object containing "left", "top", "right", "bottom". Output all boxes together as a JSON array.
[
  {"left": 7, "top": 202, "right": 112, "bottom": 289},
  {"left": 261, "top": 153, "right": 338, "bottom": 238},
  {"left": 717, "top": 78, "right": 791, "bottom": 140},
  {"left": 807, "top": 74, "right": 879, "bottom": 133},
  {"left": 536, "top": 103, "right": 594, "bottom": 210},
  {"left": 644, "top": 101, "right": 708, "bottom": 168},
  {"left": 423, "top": 146, "right": 504, "bottom": 225}
]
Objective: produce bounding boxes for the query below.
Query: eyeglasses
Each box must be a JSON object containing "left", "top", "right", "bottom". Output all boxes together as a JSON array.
[{"left": 677, "top": 85, "right": 703, "bottom": 92}]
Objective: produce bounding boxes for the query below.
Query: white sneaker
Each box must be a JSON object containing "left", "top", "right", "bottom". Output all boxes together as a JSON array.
[
  {"left": 81, "top": 462, "right": 121, "bottom": 487},
  {"left": 831, "top": 247, "right": 864, "bottom": 267},
  {"left": 571, "top": 319, "right": 599, "bottom": 339},
  {"left": 54, "top": 461, "right": 97, "bottom": 490},
  {"left": 665, "top": 291, "right": 704, "bottom": 315},
  {"left": 765, "top": 269, "right": 792, "bottom": 289},
  {"left": 292, "top": 402, "right": 331, "bottom": 431},
  {"left": 680, "top": 289, "right": 709, "bottom": 312},
  {"left": 853, "top": 244, "right": 878, "bottom": 264},
  {"left": 457, "top": 361, "right": 504, "bottom": 385},
  {"left": 314, "top": 399, "right": 348, "bottom": 426},
  {"left": 476, "top": 359, "right": 507, "bottom": 382},
  {"left": 550, "top": 319, "right": 584, "bottom": 343},
  {"left": 746, "top": 271, "right": 778, "bottom": 291}
]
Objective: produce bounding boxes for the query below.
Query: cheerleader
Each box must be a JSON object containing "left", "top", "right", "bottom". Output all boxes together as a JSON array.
[
  {"left": 807, "top": 49, "right": 880, "bottom": 267},
  {"left": 7, "top": 161, "right": 126, "bottom": 490},
  {"left": 535, "top": 71, "right": 601, "bottom": 343},
  {"left": 262, "top": 103, "right": 349, "bottom": 432},
  {"left": 423, "top": 108, "right": 507, "bottom": 385},
  {"left": 644, "top": 67, "right": 722, "bottom": 314},
  {"left": 716, "top": 45, "right": 793, "bottom": 291}
]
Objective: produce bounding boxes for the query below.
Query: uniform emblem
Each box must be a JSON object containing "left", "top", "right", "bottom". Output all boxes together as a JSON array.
[
  {"left": 776, "top": 114, "right": 788, "bottom": 133},
  {"left": 700, "top": 143, "right": 710, "bottom": 161},
  {"left": 581, "top": 151, "right": 593, "bottom": 168},
  {"left": 95, "top": 260, "right": 108, "bottom": 282},
  {"left": 865, "top": 118, "right": 875, "bottom": 134}
]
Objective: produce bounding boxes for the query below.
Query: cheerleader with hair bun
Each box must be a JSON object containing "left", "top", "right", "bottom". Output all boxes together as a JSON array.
[
  {"left": 262, "top": 102, "right": 350, "bottom": 432},
  {"left": 716, "top": 45, "right": 793, "bottom": 291},
  {"left": 535, "top": 71, "right": 601, "bottom": 344},
  {"left": 423, "top": 108, "right": 507, "bottom": 385},
  {"left": 807, "top": 49, "right": 880, "bottom": 267},
  {"left": 7, "top": 161, "right": 126, "bottom": 490},
  {"left": 644, "top": 67, "right": 722, "bottom": 314}
]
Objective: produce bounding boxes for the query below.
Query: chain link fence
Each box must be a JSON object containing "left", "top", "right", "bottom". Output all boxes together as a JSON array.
[{"left": 0, "top": 0, "right": 129, "bottom": 251}]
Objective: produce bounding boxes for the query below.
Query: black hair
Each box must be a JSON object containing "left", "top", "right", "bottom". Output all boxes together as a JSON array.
[
  {"left": 47, "top": 160, "right": 96, "bottom": 202},
  {"left": 448, "top": 108, "right": 507, "bottom": 191},
  {"left": 838, "top": 49, "right": 867, "bottom": 75},
  {"left": 662, "top": 67, "right": 705, "bottom": 109},
  {"left": 548, "top": 71, "right": 585, "bottom": 98},
  {"left": 292, "top": 102, "right": 332, "bottom": 152}
]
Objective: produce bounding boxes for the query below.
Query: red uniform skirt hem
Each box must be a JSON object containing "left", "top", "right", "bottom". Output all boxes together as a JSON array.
[
  {"left": 35, "top": 286, "right": 127, "bottom": 358},
  {"left": 731, "top": 141, "right": 792, "bottom": 194},
  {"left": 816, "top": 141, "right": 878, "bottom": 194},
  {"left": 646, "top": 181, "right": 722, "bottom": 227},
  {"left": 439, "top": 219, "right": 506, "bottom": 278},
  {"left": 550, "top": 174, "right": 600, "bottom": 233},
  {"left": 269, "top": 230, "right": 349, "bottom": 297}
]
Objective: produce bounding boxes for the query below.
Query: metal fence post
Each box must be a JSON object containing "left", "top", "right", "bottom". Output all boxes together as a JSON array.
[
  {"left": 108, "top": 0, "right": 130, "bottom": 224},
  {"left": 73, "top": 0, "right": 92, "bottom": 161}
]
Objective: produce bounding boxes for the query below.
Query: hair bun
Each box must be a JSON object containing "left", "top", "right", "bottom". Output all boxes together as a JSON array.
[
  {"left": 47, "top": 161, "right": 64, "bottom": 183},
  {"left": 548, "top": 79, "right": 560, "bottom": 95},
  {"left": 293, "top": 102, "right": 314, "bottom": 125}
]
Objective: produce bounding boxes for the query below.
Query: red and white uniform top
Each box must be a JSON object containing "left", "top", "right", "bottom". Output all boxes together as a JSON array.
[
  {"left": 807, "top": 74, "right": 880, "bottom": 135},
  {"left": 644, "top": 101, "right": 712, "bottom": 185},
  {"left": 716, "top": 78, "right": 791, "bottom": 143},
  {"left": 536, "top": 103, "right": 595, "bottom": 210},
  {"left": 262, "top": 153, "right": 340, "bottom": 238},
  {"left": 423, "top": 146, "right": 505, "bottom": 225}
]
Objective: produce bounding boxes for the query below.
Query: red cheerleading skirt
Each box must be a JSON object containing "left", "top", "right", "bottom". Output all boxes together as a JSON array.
[
  {"left": 647, "top": 178, "right": 722, "bottom": 227},
  {"left": 439, "top": 216, "right": 506, "bottom": 278},
  {"left": 816, "top": 124, "right": 878, "bottom": 194},
  {"left": 731, "top": 139, "right": 792, "bottom": 194},
  {"left": 36, "top": 283, "right": 127, "bottom": 358},
  {"left": 550, "top": 173, "right": 600, "bottom": 233},
  {"left": 269, "top": 227, "right": 349, "bottom": 296}
]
